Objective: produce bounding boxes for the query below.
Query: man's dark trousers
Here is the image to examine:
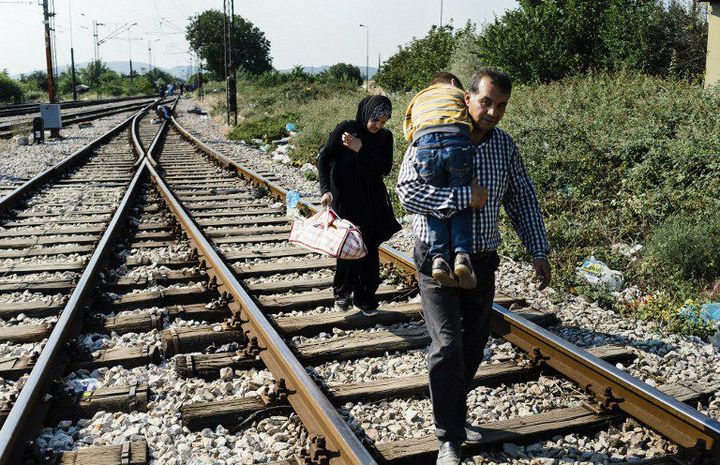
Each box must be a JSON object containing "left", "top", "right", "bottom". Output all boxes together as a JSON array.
[{"left": 414, "top": 239, "right": 499, "bottom": 443}]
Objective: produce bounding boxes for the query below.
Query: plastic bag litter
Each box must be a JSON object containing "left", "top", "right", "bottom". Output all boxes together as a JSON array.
[
  {"left": 285, "top": 123, "right": 297, "bottom": 132},
  {"left": 679, "top": 302, "right": 720, "bottom": 348},
  {"left": 286, "top": 190, "right": 301, "bottom": 219},
  {"left": 576, "top": 256, "right": 624, "bottom": 291}
]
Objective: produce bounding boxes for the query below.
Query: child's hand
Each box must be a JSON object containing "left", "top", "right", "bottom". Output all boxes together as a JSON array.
[{"left": 342, "top": 132, "right": 362, "bottom": 153}]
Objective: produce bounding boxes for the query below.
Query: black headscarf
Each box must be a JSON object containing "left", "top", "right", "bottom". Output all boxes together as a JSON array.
[{"left": 355, "top": 95, "right": 392, "bottom": 138}]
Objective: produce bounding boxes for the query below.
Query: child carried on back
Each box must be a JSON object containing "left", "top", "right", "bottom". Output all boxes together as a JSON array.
[{"left": 403, "top": 72, "right": 476, "bottom": 289}]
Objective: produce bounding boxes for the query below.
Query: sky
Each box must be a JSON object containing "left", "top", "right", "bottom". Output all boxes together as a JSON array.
[{"left": 0, "top": 0, "right": 518, "bottom": 76}]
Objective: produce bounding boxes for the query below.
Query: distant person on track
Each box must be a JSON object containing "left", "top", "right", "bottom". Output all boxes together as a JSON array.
[
  {"left": 396, "top": 68, "right": 551, "bottom": 465},
  {"left": 317, "top": 95, "right": 401, "bottom": 316}
]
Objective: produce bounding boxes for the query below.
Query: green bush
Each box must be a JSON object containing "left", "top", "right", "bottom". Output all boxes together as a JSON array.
[
  {"left": 229, "top": 72, "right": 720, "bottom": 329},
  {"left": 0, "top": 72, "right": 24, "bottom": 103},
  {"left": 374, "top": 24, "right": 473, "bottom": 92},
  {"left": 228, "top": 111, "right": 298, "bottom": 142},
  {"left": 647, "top": 209, "right": 720, "bottom": 282},
  {"left": 467, "top": 0, "right": 707, "bottom": 83},
  {"left": 318, "top": 63, "right": 363, "bottom": 86}
]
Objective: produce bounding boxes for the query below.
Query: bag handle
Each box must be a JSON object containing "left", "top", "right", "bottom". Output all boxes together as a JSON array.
[{"left": 322, "top": 207, "right": 339, "bottom": 230}]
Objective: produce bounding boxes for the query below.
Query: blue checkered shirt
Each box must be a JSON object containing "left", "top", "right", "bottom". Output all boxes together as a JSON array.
[{"left": 396, "top": 127, "right": 550, "bottom": 260}]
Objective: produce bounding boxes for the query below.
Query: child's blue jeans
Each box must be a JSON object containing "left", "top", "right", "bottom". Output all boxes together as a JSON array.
[{"left": 415, "top": 132, "right": 474, "bottom": 261}]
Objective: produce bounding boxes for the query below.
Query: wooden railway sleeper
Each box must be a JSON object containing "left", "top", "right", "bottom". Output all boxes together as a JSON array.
[{"left": 168, "top": 327, "right": 181, "bottom": 356}]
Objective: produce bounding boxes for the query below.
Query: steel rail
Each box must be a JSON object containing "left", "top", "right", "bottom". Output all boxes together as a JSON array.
[
  {"left": 145, "top": 97, "right": 179, "bottom": 168},
  {"left": 491, "top": 303, "right": 720, "bottom": 454},
  {"left": 168, "top": 116, "right": 720, "bottom": 459},
  {"left": 0, "top": 99, "right": 156, "bottom": 139},
  {"left": 144, "top": 156, "right": 377, "bottom": 464},
  {"left": 0, "top": 95, "right": 157, "bottom": 118},
  {"left": 0, "top": 160, "right": 149, "bottom": 465},
  {"left": 0, "top": 99, "right": 158, "bottom": 216}
]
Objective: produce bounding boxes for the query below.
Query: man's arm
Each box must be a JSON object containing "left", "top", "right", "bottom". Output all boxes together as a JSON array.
[
  {"left": 396, "top": 145, "right": 471, "bottom": 219},
  {"left": 502, "top": 145, "right": 550, "bottom": 261}
]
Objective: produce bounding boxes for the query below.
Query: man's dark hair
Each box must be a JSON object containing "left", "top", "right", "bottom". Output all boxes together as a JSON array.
[
  {"left": 468, "top": 68, "right": 512, "bottom": 95},
  {"left": 430, "top": 71, "right": 464, "bottom": 90}
]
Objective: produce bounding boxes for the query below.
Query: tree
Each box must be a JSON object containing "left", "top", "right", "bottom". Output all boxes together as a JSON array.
[
  {"left": 470, "top": 0, "right": 708, "bottom": 83},
  {"left": 186, "top": 10, "right": 272, "bottom": 77},
  {"left": 322, "top": 63, "right": 363, "bottom": 85},
  {"left": 0, "top": 72, "right": 24, "bottom": 103},
  {"left": 374, "top": 24, "right": 472, "bottom": 92},
  {"left": 19, "top": 70, "right": 48, "bottom": 92},
  {"left": 79, "top": 60, "right": 111, "bottom": 93}
]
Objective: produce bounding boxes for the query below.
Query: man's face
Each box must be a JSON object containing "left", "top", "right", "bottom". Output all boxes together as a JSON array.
[{"left": 464, "top": 76, "right": 510, "bottom": 132}]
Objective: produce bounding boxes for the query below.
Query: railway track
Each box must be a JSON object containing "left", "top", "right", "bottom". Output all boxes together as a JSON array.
[
  {"left": 0, "top": 97, "right": 157, "bottom": 139},
  {"left": 0, "top": 103, "right": 716, "bottom": 464},
  {"left": 0, "top": 96, "right": 156, "bottom": 119}
]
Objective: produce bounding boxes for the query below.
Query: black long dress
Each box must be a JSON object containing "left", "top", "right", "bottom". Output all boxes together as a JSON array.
[{"left": 317, "top": 106, "right": 401, "bottom": 311}]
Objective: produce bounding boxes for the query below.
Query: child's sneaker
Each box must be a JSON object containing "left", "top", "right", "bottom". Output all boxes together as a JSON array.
[
  {"left": 432, "top": 257, "right": 458, "bottom": 287},
  {"left": 454, "top": 253, "right": 477, "bottom": 289}
]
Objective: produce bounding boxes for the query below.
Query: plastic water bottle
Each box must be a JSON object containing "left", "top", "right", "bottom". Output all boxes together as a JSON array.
[{"left": 286, "top": 190, "right": 301, "bottom": 219}]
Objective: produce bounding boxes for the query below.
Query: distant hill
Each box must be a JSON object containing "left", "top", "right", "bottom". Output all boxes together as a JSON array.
[
  {"left": 15, "top": 63, "right": 378, "bottom": 80},
  {"left": 17, "top": 62, "right": 195, "bottom": 80},
  {"left": 278, "top": 65, "right": 379, "bottom": 78}
]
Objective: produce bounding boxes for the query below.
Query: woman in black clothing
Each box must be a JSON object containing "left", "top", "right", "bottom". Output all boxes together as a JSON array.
[{"left": 317, "top": 95, "right": 401, "bottom": 316}]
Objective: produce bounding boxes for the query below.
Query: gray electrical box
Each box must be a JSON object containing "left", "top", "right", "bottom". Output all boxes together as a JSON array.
[{"left": 40, "top": 104, "right": 62, "bottom": 129}]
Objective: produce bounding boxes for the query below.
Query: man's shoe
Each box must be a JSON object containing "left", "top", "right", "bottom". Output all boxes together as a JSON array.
[
  {"left": 354, "top": 305, "right": 378, "bottom": 317},
  {"left": 432, "top": 257, "right": 459, "bottom": 287},
  {"left": 454, "top": 253, "right": 477, "bottom": 289},
  {"left": 464, "top": 422, "right": 484, "bottom": 445},
  {"left": 333, "top": 297, "right": 350, "bottom": 312},
  {"left": 436, "top": 441, "right": 462, "bottom": 465}
]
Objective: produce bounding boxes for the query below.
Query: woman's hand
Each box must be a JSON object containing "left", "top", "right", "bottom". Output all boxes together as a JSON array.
[
  {"left": 342, "top": 132, "right": 362, "bottom": 153},
  {"left": 320, "top": 192, "right": 333, "bottom": 208}
]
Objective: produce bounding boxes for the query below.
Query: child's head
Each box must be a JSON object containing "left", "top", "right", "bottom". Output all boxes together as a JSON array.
[{"left": 430, "top": 71, "right": 464, "bottom": 90}]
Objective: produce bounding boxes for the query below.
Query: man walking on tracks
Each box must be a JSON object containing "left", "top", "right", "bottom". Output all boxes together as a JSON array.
[{"left": 396, "top": 68, "right": 551, "bottom": 465}]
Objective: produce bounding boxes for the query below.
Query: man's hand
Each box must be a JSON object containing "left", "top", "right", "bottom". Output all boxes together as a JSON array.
[
  {"left": 320, "top": 192, "right": 333, "bottom": 208},
  {"left": 532, "top": 258, "right": 552, "bottom": 290},
  {"left": 342, "top": 132, "right": 362, "bottom": 153},
  {"left": 469, "top": 182, "right": 488, "bottom": 209}
]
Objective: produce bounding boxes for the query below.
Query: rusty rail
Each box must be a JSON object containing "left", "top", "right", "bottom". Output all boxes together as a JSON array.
[
  {"left": 1, "top": 99, "right": 157, "bottom": 216},
  {"left": 144, "top": 155, "right": 377, "bottom": 465},
  {"left": 0, "top": 157, "right": 149, "bottom": 465},
  {"left": 169, "top": 116, "right": 720, "bottom": 459}
]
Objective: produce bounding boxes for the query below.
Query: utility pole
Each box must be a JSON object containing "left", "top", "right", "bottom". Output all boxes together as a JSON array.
[
  {"left": 93, "top": 21, "right": 100, "bottom": 62},
  {"left": 69, "top": 0, "right": 77, "bottom": 100},
  {"left": 377, "top": 53, "right": 381, "bottom": 74},
  {"left": 198, "top": 58, "right": 203, "bottom": 101},
  {"left": 148, "top": 40, "right": 152, "bottom": 71},
  {"left": 42, "top": 0, "right": 57, "bottom": 104},
  {"left": 440, "top": 0, "right": 444, "bottom": 27},
  {"left": 223, "top": 0, "right": 237, "bottom": 125}
]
